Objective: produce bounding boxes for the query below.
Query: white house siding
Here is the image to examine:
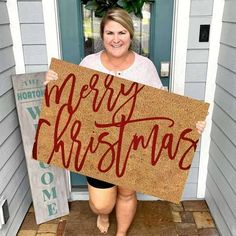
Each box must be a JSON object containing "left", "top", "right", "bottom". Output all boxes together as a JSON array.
[
  {"left": 0, "top": 0, "right": 31, "bottom": 235},
  {"left": 18, "top": 0, "right": 48, "bottom": 72},
  {"left": 205, "top": 0, "right": 236, "bottom": 235},
  {"left": 182, "top": 0, "right": 213, "bottom": 199}
]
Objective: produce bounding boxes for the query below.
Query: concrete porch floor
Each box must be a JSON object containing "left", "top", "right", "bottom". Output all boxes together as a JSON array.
[{"left": 17, "top": 200, "right": 220, "bottom": 236}]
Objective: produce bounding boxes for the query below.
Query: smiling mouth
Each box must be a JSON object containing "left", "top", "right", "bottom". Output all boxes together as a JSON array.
[{"left": 112, "top": 45, "right": 122, "bottom": 48}]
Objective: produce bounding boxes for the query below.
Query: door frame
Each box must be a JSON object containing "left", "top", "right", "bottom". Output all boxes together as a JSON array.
[{"left": 42, "top": 0, "right": 192, "bottom": 200}]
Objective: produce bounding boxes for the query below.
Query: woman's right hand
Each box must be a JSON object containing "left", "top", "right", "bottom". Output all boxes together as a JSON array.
[{"left": 44, "top": 69, "right": 58, "bottom": 85}]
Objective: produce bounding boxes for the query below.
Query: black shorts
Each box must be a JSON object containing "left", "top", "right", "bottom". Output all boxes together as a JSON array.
[{"left": 86, "top": 176, "right": 115, "bottom": 189}]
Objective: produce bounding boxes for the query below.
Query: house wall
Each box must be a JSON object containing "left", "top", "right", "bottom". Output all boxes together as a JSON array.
[
  {"left": 182, "top": 0, "right": 213, "bottom": 199},
  {"left": 205, "top": 0, "right": 236, "bottom": 235},
  {"left": 0, "top": 0, "right": 31, "bottom": 235},
  {"left": 18, "top": 0, "right": 48, "bottom": 72}
]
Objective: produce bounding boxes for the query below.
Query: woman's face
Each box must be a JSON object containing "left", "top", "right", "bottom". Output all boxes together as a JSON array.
[{"left": 103, "top": 20, "right": 132, "bottom": 58}]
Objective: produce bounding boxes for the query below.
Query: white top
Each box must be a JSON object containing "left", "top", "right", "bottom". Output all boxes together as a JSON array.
[{"left": 80, "top": 51, "right": 163, "bottom": 89}]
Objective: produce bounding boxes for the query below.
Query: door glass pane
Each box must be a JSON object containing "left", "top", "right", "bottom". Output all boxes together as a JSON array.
[{"left": 83, "top": 4, "right": 151, "bottom": 57}]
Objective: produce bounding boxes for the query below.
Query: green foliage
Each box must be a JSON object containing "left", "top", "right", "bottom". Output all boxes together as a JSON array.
[{"left": 82, "top": 0, "right": 154, "bottom": 18}]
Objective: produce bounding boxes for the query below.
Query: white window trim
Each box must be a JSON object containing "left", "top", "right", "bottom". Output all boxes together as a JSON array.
[
  {"left": 7, "top": 0, "right": 25, "bottom": 74},
  {"left": 41, "top": 0, "right": 72, "bottom": 198},
  {"left": 42, "top": 0, "right": 61, "bottom": 63},
  {"left": 197, "top": 0, "right": 225, "bottom": 198},
  {"left": 170, "top": 0, "right": 190, "bottom": 95}
]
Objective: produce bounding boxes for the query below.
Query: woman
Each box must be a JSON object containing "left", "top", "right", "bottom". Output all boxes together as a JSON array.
[{"left": 45, "top": 8, "right": 205, "bottom": 236}]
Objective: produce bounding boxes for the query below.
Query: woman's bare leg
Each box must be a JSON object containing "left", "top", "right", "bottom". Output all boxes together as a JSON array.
[
  {"left": 116, "top": 187, "right": 137, "bottom": 236},
  {"left": 88, "top": 183, "right": 117, "bottom": 233}
]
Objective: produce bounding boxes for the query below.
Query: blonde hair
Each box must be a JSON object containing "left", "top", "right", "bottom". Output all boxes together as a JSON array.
[{"left": 100, "top": 8, "right": 134, "bottom": 40}]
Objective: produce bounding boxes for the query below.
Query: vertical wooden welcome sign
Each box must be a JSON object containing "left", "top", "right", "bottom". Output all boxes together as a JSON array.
[
  {"left": 33, "top": 58, "right": 209, "bottom": 203},
  {"left": 12, "top": 73, "right": 69, "bottom": 224}
]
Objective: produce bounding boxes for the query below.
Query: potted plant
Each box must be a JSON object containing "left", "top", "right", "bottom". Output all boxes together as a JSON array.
[{"left": 82, "top": 0, "right": 154, "bottom": 18}]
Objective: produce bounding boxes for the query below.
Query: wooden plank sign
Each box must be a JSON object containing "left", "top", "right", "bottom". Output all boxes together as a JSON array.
[
  {"left": 12, "top": 72, "right": 69, "bottom": 224},
  {"left": 33, "top": 58, "right": 209, "bottom": 203}
]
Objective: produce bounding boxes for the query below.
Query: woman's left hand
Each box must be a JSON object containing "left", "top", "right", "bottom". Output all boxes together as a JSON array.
[{"left": 196, "top": 121, "right": 206, "bottom": 134}]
